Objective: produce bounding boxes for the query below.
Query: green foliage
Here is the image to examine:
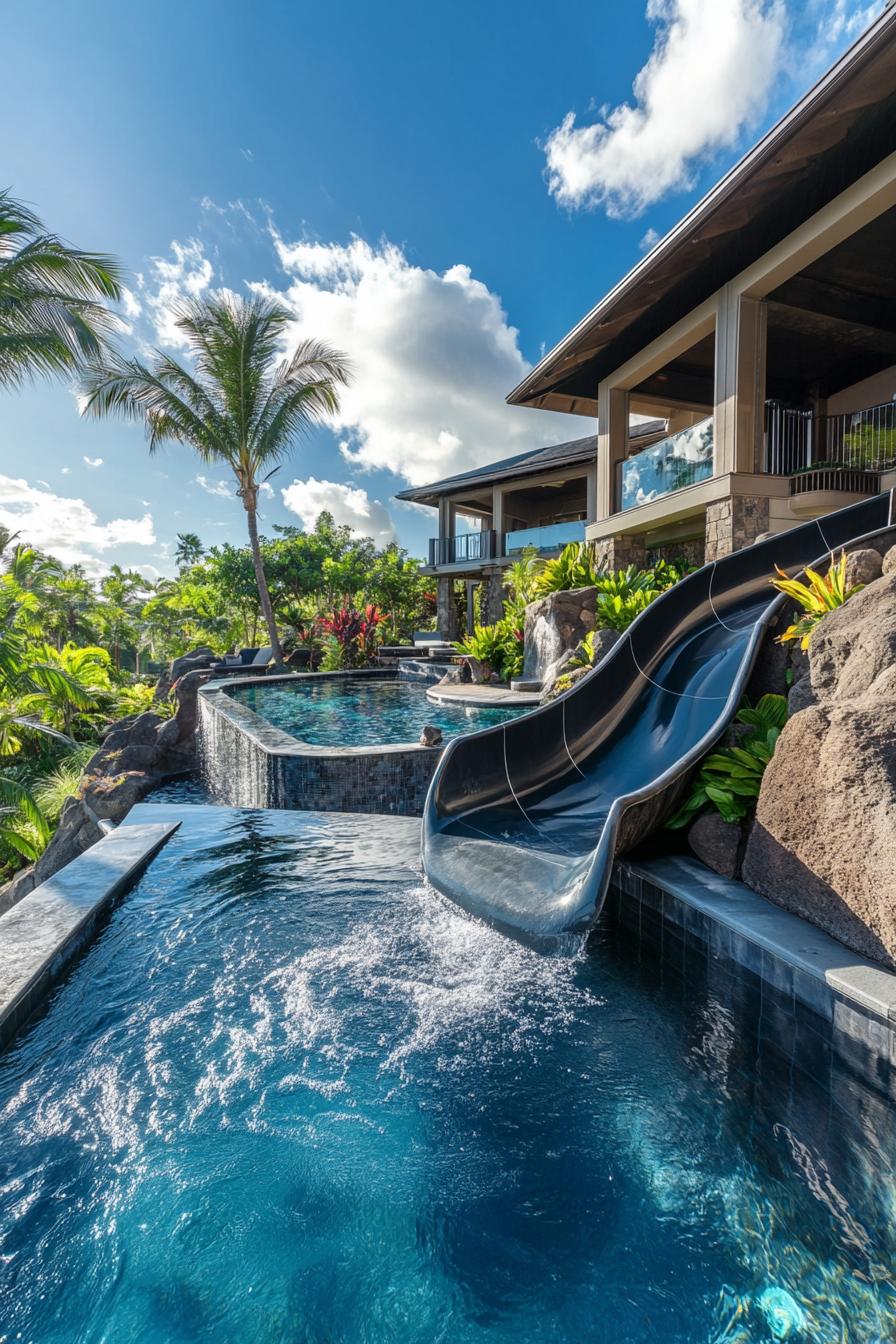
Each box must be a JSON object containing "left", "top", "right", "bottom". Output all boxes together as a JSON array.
[
  {"left": 0, "top": 189, "right": 122, "bottom": 389},
  {"left": 532, "top": 543, "right": 598, "bottom": 597},
  {"left": 841, "top": 422, "right": 896, "bottom": 469},
  {"left": 667, "top": 695, "right": 788, "bottom": 828},
  {"left": 116, "top": 681, "right": 175, "bottom": 719},
  {"left": 771, "top": 550, "right": 863, "bottom": 650},
  {"left": 455, "top": 619, "right": 523, "bottom": 682}
]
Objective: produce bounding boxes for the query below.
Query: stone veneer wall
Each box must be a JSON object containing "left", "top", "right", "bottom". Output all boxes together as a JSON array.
[
  {"left": 199, "top": 673, "right": 443, "bottom": 816},
  {"left": 592, "top": 533, "right": 647, "bottom": 570},
  {"left": 705, "top": 495, "right": 770, "bottom": 561}
]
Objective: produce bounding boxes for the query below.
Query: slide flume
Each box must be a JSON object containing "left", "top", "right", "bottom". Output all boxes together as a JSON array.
[{"left": 422, "top": 493, "right": 895, "bottom": 941}]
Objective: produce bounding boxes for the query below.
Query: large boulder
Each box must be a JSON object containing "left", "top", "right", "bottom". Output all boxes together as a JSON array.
[
  {"left": 687, "top": 812, "right": 744, "bottom": 880},
  {"left": 742, "top": 571, "right": 896, "bottom": 966},
  {"left": 882, "top": 544, "right": 896, "bottom": 576},
  {"left": 81, "top": 771, "right": 158, "bottom": 823},
  {"left": 522, "top": 587, "right": 596, "bottom": 686},
  {"left": 843, "top": 547, "right": 882, "bottom": 587},
  {"left": 808, "top": 571, "right": 896, "bottom": 703},
  {"left": 154, "top": 646, "right": 216, "bottom": 699}
]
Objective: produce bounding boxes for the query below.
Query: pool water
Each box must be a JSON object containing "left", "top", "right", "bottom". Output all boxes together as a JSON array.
[
  {"left": 1, "top": 806, "right": 895, "bottom": 1343},
  {"left": 229, "top": 676, "right": 525, "bottom": 746}
]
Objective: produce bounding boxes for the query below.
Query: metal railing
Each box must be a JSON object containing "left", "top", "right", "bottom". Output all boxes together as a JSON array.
[
  {"left": 764, "top": 402, "right": 813, "bottom": 474},
  {"left": 428, "top": 529, "right": 496, "bottom": 566},
  {"left": 765, "top": 399, "right": 896, "bottom": 474},
  {"left": 618, "top": 416, "right": 714, "bottom": 511},
  {"left": 825, "top": 400, "right": 896, "bottom": 471},
  {"left": 503, "top": 520, "right": 586, "bottom": 553}
]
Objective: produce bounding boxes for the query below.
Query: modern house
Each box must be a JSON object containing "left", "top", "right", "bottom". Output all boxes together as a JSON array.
[
  {"left": 403, "top": 8, "right": 896, "bottom": 634},
  {"left": 395, "top": 421, "right": 666, "bottom": 636}
]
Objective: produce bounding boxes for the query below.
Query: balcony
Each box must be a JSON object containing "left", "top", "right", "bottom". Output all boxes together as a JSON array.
[
  {"left": 765, "top": 399, "right": 896, "bottom": 473},
  {"left": 503, "top": 520, "right": 586, "bottom": 553},
  {"left": 618, "top": 417, "right": 714, "bottom": 511},
  {"left": 428, "top": 530, "right": 496, "bottom": 566}
]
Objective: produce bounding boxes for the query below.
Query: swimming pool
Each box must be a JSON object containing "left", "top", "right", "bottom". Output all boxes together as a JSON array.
[
  {"left": 1, "top": 805, "right": 894, "bottom": 1342},
  {"left": 228, "top": 675, "right": 524, "bottom": 746}
]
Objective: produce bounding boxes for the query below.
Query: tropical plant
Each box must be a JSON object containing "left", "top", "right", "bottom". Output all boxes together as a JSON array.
[
  {"left": 595, "top": 587, "right": 660, "bottom": 633},
  {"left": 667, "top": 694, "right": 788, "bottom": 828},
  {"left": 79, "top": 293, "right": 350, "bottom": 669},
  {"left": 455, "top": 618, "right": 523, "bottom": 682},
  {"left": 533, "top": 542, "right": 599, "bottom": 597},
  {"left": 116, "top": 681, "right": 175, "bottom": 719},
  {"left": 318, "top": 604, "right": 387, "bottom": 670},
  {"left": 771, "top": 551, "right": 863, "bottom": 650},
  {"left": 0, "top": 189, "right": 122, "bottom": 388},
  {"left": 505, "top": 547, "right": 543, "bottom": 605},
  {"left": 175, "top": 532, "right": 205, "bottom": 572}
]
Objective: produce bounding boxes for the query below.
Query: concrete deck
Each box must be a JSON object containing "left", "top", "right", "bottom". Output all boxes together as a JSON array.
[
  {"left": 0, "top": 821, "right": 179, "bottom": 1049},
  {"left": 425, "top": 683, "right": 541, "bottom": 708}
]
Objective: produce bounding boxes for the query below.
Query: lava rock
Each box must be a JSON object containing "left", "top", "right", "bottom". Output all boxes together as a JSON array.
[
  {"left": 687, "top": 812, "right": 744, "bottom": 879},
  {"left": 419, "top": 725, "right": 443, "bottom": 747},
  {"left": 81, "top": 771, "right": 158, "bottom": 823},
  {"left": 843, "top": 547, "right": 883, "bottom": 587}
]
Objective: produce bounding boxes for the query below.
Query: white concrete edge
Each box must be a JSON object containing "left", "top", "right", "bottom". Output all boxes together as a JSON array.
[
  {"left": 0, "top": 820, "right": 180, "bottom": 1047},
  {"left": 626, "top": 853, "right": 896, "bottom": 1024}
]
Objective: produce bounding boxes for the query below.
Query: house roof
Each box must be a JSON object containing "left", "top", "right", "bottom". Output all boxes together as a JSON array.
[
  {"left": 507, "top": 7, "right": 896, "bottom": 417},
  {"left": 395, "top": 420, "right": 666, "bottom": 506}
]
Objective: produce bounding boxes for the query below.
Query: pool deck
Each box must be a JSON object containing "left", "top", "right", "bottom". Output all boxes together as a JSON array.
[
  {"left": 425, "top": 683, "right": 541, "bottom": 708},
  {"left": 0, "top": 821, "right": 179, "bottom": 1050}
]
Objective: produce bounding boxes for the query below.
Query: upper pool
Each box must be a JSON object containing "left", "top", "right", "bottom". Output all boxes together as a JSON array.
[
  {"left": 1, "top": 804, "right": 895, "bottom": 1343},
  {"left": 228, "top": 675, "right": 525, "bottom": 746}
]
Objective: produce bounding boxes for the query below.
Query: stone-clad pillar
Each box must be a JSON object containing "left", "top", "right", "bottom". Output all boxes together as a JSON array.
[
  {"left": 591, "top": 533, "right": 646, "bottom": 572},
  {"left": 705, "top": 495, "right": 770, "bottom": 560},
  {"left": 481, "top": 567, "right": 507, "bottom": 625},
  {"left": 436, "top": 575, "right": 459, "bottom": 640}
]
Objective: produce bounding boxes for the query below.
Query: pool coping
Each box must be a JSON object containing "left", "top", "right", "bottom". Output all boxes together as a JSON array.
[
  {"left": 0, "top": 820, "right": 180, "bottom": 1050},
  {"left": 425, "top": 684, "right": 542, "bottom": 708},
  {"left": 615, "top": 853, "right": 896, "bottom": 1029}
]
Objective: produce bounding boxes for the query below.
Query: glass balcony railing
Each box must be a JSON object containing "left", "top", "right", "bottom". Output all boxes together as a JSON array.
[
  {"left": 503, "top": 520, "right": 586, "bottom": 553},
  {"left": 619, "top": 416, "right": 714, "bottom": 511}
]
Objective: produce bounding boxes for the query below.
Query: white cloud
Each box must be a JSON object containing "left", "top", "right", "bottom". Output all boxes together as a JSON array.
[
  {"left": 259, "top": 481, "right": 274, "bottom": 496},
  {"left": 0, "top": 476, "right": 155, "bottom": 575},
  {"left": 143, "top": 239, "right": 214, "bottom": 348},
  {"left": 257, "top": 233, "right": 583, "bottom": 486},
  {"left": 120, "top": 287, "right": 142, "bottom": 319},
  {"left": 639, "top": 227, "right": 661, "bottom": 252},
  {"left": 544, "top": 0, "right": 786, "bottom": 218},
  {"left": 195, "top": 474, "right": 233, "bottom": 498},
  {"left": 60, "top": 467, "right": 71, "bottom": 476},
  {"left": 281, "top": 476, "right": 396, "bottom": 546},
  {"left": 83, "top": 455, "right": 104, "bottom": 468}
]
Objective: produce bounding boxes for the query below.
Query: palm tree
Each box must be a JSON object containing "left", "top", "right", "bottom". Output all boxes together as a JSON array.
[
  {"left": 0, "top": 189, "right": 122, "bottom": 387},
  {"left": 175, "top": 531, "right": 204, "bottom": 572},
  {"left": 79, "top": 294, "right": 350, "bottom": 668}
]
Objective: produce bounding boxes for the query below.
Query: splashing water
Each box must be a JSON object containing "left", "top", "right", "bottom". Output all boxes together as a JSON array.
[{"left": 1, "top": 807, "right": 895, "bottom": 1343}]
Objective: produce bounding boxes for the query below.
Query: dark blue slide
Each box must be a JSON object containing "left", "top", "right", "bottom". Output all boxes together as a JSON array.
[{"left": 422, "top": 493, "right": 895, "bottom": 941}]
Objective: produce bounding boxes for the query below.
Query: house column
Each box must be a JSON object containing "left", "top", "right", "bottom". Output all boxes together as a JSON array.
[
  {"left": 481, "top": 567, "right": 507, "bottom": 625},
  {"left": 596, "top": 384, "right": 629, "bottom": 520},
  {"left": 436, "top": 576, "right": 459, "bottom": 640},
  {"left": 491, "top": 484, "right": 505, "bottom": 556},
  {"left": 713, "top": 287, "right": 767, "bottom": 476},
  {"left": 585, "top": 461, "right": 597, "bottom": 523}
]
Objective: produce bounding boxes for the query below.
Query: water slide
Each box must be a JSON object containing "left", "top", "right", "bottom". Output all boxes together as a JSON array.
[{"left": 422, "top": 493, "right": 895, "bottom": 941}]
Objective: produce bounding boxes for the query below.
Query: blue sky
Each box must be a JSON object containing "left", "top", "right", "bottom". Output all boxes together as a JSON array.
[{"left": 0, "top": 0, "right": 881, "bottom": 578}]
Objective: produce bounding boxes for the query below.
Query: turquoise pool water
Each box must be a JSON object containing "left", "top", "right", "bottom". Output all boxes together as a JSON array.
[
  {"left": 229, "top": 676, "right": 524, "bottom": 745},
  {"left": 1, "top": 806, "right": 895, "bottom": 1343}
]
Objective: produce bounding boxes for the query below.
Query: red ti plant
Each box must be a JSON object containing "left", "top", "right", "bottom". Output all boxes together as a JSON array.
[{"left": 319, "top": 604, "right": 388, "bottom": 668}]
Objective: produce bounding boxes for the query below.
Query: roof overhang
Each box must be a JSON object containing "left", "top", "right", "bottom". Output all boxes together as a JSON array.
[{"left": 508, "top": 7, "right": 896, "bottom": 417}]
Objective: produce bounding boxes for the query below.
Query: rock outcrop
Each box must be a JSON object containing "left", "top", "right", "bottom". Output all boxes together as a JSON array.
[
  {"left": 742, "top": 571, "right": 896, "bottom": 966},
  {"left": 522, "top": 587, "right": 596, "bottom": 687}
]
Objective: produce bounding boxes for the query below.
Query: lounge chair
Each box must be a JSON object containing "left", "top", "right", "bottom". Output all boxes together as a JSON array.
[{"left": 209, "top": 646, "right": 273, "bottom": 676}]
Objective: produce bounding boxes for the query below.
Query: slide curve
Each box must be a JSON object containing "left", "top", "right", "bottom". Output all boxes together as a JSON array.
[{"left": 422, "top": 492, "right": 895, "bottom": 942}]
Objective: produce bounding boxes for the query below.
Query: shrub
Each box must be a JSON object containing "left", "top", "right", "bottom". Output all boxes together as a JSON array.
[
  {"left": 116, "top": 681, "right": 175, "bottom": 719},
  {"left": 455, "top": 619, "right": 523, "bottom": 682},
  {"left": 667, "top": 694, "right": 788, "bottom": 828},
  {"left": 771, "top": 551, "right": 863, "bottom": 651},
  {"left": 532, "top": 543, "right": 599, "bottom": 597}
]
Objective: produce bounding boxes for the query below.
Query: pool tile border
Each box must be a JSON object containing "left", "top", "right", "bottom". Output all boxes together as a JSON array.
[
  {"left": 0, "top": 821, "right": 179, "bottom": 1051},
  {"left": 610, "top": 853, "right": 896, "bottom": 1075}
]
